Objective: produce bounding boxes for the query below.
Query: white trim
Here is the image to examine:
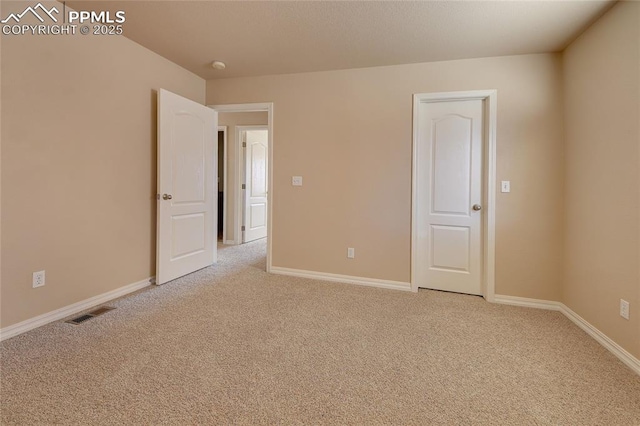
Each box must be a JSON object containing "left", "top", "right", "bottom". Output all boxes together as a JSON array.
[
  {"left": 223, "top": 239, "right": 237, "bottom": 245},
  {"left": 211, "top": 103, "right": 272, "bottom": 113},
  {"left": 561, "top": 303, "right": 640, "bottom": 375},
  {"left": 217, "top": 125, "right": 228, "bottom": 244},
  {"left": 411, "top": 90, "right": 498, "bottom": 301},
  {"left": 210, "top": 103, "right": 274, "bottom": 272},
  {"left": 494, "top": 294, "right": 640, "bottom": 376},
  {"left": 411, "top": 95, "right": 420, "bottom": 294},
  {"left": 235, "top": 126, "right": 243, "bottom": 244},
  {"left": 270, "top": 266, "right": 412, "bottom": 292},
  {"left": 0, "top": 277, "right": 153, "bottom": 342},
  {"left": 493, "top": 294, "right": 562, "bottom": 311},
  {"left": 484, "top": 93, "right": 497, "bottom": 303}
]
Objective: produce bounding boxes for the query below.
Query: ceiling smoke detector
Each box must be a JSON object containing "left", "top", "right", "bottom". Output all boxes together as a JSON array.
[{"left": 211, "top": 61, "right": 226, "bottom": 70}]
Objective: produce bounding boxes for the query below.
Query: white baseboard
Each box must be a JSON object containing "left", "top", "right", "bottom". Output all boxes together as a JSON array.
[
  {"left": 494, "top": 294, "right": 640, "bottom": 376},
  {"left": 270, "top": 266, "right": 412, "bottom": 292},
  {"left": 223, "top": 239, "right": 237, "bottom": 245},
  {"left": 493, "top": 294, "right": 563, "bottom": 311},
  {"left": 561, "top": 303, "right": 640, "bottom": 375},
  {"left": 0, "top": 277, "right": 153, "bottom": 342}
]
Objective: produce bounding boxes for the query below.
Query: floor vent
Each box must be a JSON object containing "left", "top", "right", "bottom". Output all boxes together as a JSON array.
[{"left": 66, "top": 306, "right": 115, "bottom": 325}]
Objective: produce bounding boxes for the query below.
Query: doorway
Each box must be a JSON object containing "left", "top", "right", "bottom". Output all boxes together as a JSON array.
[
  {"left": 210, "top": 103, "right": 274, "bottom": 272},
  {"left": 215, "top": 113, "right": 268, "bottom": 245},
  {"left": 217, "top": 126, "right": 227, "bottom": 242},
  {"left": 411, "top": 91, "right": 497, "bottom": 300}
]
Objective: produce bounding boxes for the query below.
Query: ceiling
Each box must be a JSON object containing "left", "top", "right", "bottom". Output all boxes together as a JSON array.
[{"left": 65, "top": 0, "right": 616, "bottom": 80}]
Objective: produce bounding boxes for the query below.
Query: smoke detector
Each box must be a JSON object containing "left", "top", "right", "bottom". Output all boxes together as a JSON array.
[{"left": 211, "top": 61, "right": 226, "bottom": 70}]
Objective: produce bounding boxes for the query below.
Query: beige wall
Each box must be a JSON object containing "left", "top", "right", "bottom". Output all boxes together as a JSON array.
[
  {"left": 217, "top": 112, "right": 269, "bottom": 243},
  {"left": 1, "top": 1, "right": 205, "bottom": 327},
  {"left": 0, "top": 29, "right": 3, "bottom": 316},
  {"left": 563, "top": 1, "right": 640, "bottom": 359},
  {"left": 207, "top": 53, "right": 565, "bottom": 300}
]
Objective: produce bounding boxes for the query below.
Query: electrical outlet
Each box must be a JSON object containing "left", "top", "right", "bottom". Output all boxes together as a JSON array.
[
  {"left": 620, "top": 299, "right": 630, "bottom": 320},
  {"left": 32, "top": 270, "right": 45, "bottom": 288},
  {"left": 292, "top": 176, "right": 303, "bottom": 186},
  {"left": 347, "top": 247, "right": 355, "bottom": 259}
]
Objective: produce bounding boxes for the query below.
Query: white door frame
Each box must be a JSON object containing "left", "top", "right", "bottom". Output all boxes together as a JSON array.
[
  {"left": 217, "top": 125, "right": 229, "bottom": 244},
  {"left": 209, "top": 103, "right": 274, "bottom": 273},
  {"left": 236, "top": 125, "right": 269, "bottom": 244},
  {"left": 411, "top": 90, "right": 497, "bottom": 301}
]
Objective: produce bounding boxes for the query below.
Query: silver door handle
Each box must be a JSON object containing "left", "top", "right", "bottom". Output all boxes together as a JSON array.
[
  {"left": 472, "top": 204, "right": 482, "bottom": 211},
  {"left": 163, "top": 194, "right": 173, "bottom": 200}
]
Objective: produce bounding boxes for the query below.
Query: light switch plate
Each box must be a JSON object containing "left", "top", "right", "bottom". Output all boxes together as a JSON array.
[
  {"left": 620, "top": 299, "right": 630, "bottom": 320},
  {"left": 501, "top": 181, "right": 511, "bottom": 193},
  {"left": 292, "top": 176, "right": 303, "bottom": 186}
]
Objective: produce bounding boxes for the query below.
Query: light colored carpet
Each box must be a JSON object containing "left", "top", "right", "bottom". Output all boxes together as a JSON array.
[{"left": 1, "top": 239, "right": 639, "bottom": 425}]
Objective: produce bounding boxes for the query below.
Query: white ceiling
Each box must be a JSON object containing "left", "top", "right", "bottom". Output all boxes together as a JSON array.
[{"left": 66, "top": 0, "right": 616, "bottom": 80}]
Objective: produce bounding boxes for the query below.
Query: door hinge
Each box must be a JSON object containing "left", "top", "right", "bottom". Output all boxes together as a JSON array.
[
  {"left": 242, "top": 184, "right": 246, "bottom": 189},
  {"left": 242, "top": 142, "right": 247, "bottom": 148},
  {"left": 241, "top": 226, "right": 246, "bottom": 231}
]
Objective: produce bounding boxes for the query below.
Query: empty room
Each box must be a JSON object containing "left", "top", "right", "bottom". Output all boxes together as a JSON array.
[{"left": 1, "top": 0, "right": 639, "bottom": 424}]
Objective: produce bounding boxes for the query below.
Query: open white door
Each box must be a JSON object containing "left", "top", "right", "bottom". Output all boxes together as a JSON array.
[
  {"left": 243, "top": 129, "right": 269, "bottom": 242},
  {"left": 157, "top": 89, "right": 218, "bottom": 285}
]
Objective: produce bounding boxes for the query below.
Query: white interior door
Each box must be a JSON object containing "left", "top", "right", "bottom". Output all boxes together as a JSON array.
[
  {"left": 415, "top": 99, "right": 484, "bottom": 295},
  {"left": 157, "top": 89, "right": 218, "bottom": 285},
  {"left": 243, "top": 129, "right": 268, "bottom": 242}
]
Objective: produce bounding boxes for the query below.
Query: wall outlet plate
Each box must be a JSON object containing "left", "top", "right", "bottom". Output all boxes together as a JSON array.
[
  {"left": 292, "top": 176, "right": 303, "bottom": 186},
  {"left": 501, "top": 180, "right": 511, "bottom": 193},
  {"left": 33, "top": 270, "right": 45, "bottom": 288},
  {"left": 347, "top": 247, "right": 355, "bottom": 259}
]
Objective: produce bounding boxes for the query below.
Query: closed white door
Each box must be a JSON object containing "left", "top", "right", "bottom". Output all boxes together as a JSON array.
[
  {"left": 156, "top": 89, "right": 218, "bottom": 285},
  {"left": 243, "top": 129, "right": 269, "bottom": 242},
  {"left": 415, "top": 99, "right": 484, "bottom": 295}
]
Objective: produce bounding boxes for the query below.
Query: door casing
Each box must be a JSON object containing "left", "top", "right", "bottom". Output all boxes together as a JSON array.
[{"left": 411, "top": 91, "right": 497, "bottom": 300}]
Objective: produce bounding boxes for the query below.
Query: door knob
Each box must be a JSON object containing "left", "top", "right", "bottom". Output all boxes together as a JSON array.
[
  {"left": 163, "top": 194, "right": 172, "bottom": 200},
  {"left": 472, "top": 204, "right": 482, "bottom": 211}
]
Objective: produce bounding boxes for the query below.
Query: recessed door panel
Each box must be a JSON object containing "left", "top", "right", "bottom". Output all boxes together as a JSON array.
[
  {"left": 171, "top": 214, "right": 206, "bottom": 259},
  {"left": 432, "top": 116, "right": 472, "bottom": 215},
  {"left": 250, "top": 144, "right": 267, "bottom": 197},
  {"left": 172, "top": 113, "right": 206, "bottom": 204},
  {"left": 430, "top": 225, "right": 470, "bottom": 272},
  {"left": 250, "top": 203, "right": 267, "bottom": 229}
]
